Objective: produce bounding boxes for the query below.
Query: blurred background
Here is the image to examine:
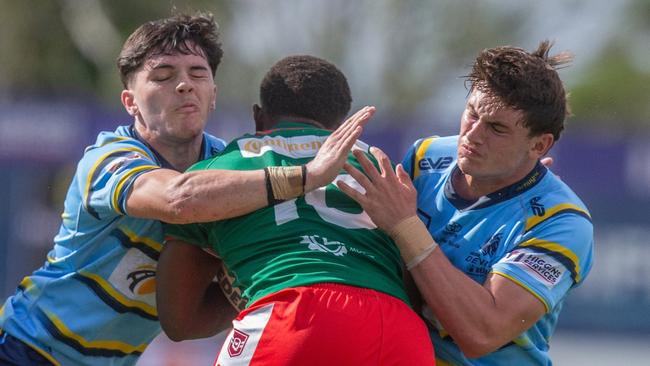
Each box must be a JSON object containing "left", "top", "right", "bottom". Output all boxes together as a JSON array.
[{"left": 0, "top": 0, "right": 648, "bottom": 364}]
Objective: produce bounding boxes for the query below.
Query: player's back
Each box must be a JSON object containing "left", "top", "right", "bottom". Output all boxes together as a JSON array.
[{"left": 167, "top": 122, "right": 409, "bottom": 309}]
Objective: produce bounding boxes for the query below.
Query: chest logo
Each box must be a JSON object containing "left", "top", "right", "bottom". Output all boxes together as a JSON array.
[
  {"left": 301, "top": 235, "right": 348, "bottom": 256},
  {"left": 530, "top": 197, "right": 546, "bottom": 216}
]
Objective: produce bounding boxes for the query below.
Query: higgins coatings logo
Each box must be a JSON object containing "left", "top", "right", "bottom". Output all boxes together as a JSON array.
[{"left": 238, "top": 135, "right": 326, "bottom": 158}]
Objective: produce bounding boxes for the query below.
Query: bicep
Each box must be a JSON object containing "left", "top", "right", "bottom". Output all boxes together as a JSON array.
[{"left": 484, "top": 272, "right": 546, "bottom": 337}]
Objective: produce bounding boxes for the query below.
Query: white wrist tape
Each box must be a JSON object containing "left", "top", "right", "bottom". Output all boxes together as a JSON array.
[{"left": 388, "top": 215, "right": 438, "bottom": 269}]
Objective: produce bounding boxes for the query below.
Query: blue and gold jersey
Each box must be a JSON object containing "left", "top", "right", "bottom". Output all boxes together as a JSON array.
[
  {"left": 0, "top": 125, "right": 225, "bottom": 366},
  {"left": 403, "top": 136, "right": 594, "bottom": 366}
]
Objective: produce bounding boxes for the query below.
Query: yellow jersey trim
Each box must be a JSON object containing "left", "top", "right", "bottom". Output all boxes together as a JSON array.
[
  {"left": 83, "top": 146, "right": 152, "bottom": 213},
  {"left": 44, "top": 310, "right": 148, "bottom": 355},
  {"left": 525, "top": 203, "right": 591, "bottom": 232},
  {"left": 111, "top": 165, "right": 159, "bottom": 215},
  {"left": 492, "top": 271, "right": 551, "bottom": 312},
  {"left": 518, "top": 238, "right": 582, "bottom": 283},
  {"left": 77, "top": 271, "right": 157, "bottom": 317},
  {"left": 413, "top": 137, "right": 438, "bottom": 179}
]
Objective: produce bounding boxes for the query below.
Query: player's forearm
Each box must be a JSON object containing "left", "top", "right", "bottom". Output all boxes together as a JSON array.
[
  {"left": 163, "top": 169, "right": 267, "bottom": 224},
  {"left": 410, "top": 252, "right": 517, "bottom": 358}
]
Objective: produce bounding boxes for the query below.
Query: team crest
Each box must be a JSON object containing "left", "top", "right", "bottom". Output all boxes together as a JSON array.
[{"left": 228, "top": 328, "right": 249, "bottom": 357}]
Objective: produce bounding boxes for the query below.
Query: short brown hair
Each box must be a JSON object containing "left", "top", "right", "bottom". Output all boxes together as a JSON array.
[
  {"left": 466, "top": 40, "right": 572, "bottom": 141},
  {"left": 117, "top": 13, "right": 223, "bottom": 87},
  {"left": 260, "top": 55, "right": 352, "bottom": 129}
]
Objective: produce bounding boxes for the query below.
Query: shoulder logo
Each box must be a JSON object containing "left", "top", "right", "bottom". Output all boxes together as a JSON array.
[
  {"left": 529, "top": 197, "right": 545, "bottom": 216},
  {"left": 418, "top": 156, "right": 453, "bottom": 172},
  {"left": 301, "top": 235, "right": 348, "bottom": 256}
]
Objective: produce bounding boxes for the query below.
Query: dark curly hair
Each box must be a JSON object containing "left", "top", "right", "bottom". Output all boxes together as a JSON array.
[
  {"left": 259, "top": 55, "right": 352, "bottom": 129},
  {"left": 465, "top": 40, "right": 572, "bottom": 141},
  {"left": 117, "top": 13, "right": 223, "bottom": 87}
]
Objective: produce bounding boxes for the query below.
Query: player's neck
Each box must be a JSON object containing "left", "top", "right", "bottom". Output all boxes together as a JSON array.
[
  {"left": 453, "top": 162, "right": 538, "bottom": 200},
  {"left": 134, "top": 124, "right": 202, "bottom": 172}
]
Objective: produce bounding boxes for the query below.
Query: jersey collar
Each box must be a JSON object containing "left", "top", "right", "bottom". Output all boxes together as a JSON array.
[{"left": 444, "top": 161, "right": 548, "bottom": 211}]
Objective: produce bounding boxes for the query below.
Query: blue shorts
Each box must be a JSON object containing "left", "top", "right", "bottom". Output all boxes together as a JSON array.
[{"left": 0, "top": 331, "right": 53, "bottom": 366}]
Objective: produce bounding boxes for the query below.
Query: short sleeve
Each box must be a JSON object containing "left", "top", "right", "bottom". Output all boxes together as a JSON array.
[
  {"left": 75, "top": 139, "right": 159, "bottom": 219},
  {"left": 491, "top": 213, "right": 594, "bottom": 312}
]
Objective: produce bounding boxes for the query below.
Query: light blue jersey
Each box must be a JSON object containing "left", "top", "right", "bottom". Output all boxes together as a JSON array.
[
  {"left": 0, "top": 125, "right": 225, "bottom": 366},
  {"left": 403, "top": 136, "right": 594, "bottom": 366}
]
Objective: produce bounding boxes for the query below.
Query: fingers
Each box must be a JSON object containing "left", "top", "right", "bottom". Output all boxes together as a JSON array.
[
  {"left": 337, "top": 180, "right": 366, "bottom": 205},
  {"left": 541, "top": 156, "right": 554, "bottom": 168},
  {"left": 333, "top": 106, "right": 375, "bottom": 137},
  {"left": 369, "top": 146, "right": 394, "bottom": 179},
  {"left": 343, "top": 162, "right": 372, "bottom": 189},
  {"left": 352, "top": 150, "right": 381, "bottom": 181},
  {"left": 396, "top": 164, "right": 414, "bottom": 188}
]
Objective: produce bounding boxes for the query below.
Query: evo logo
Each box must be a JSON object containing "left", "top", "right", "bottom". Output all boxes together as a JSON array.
[{"left": 418, "top": 156, "right": 453, "bottom": 171}]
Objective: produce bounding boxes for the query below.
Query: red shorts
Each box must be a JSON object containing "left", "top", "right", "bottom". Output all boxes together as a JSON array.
[{"left": 215, "top": 283, "right": 435, "bottom": 366}]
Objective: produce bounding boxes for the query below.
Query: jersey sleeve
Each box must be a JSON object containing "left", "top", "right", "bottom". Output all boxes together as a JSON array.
[
  {"left": 491, "top": 212, "right": 594, "bottom": 312},
  {"left": 75, "top": 138, "right": 160, "bottom": 219},
  {"left": 401, "top": 136, "right": 441, "bottom": 180}
]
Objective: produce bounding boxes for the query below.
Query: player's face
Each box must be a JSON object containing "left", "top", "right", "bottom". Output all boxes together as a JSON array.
[
  {"left": 125, "top": 44, "right": 216, "bottom": 144},
  {"left": 457, "top": 89, "right": 540, "bottom": 186}
]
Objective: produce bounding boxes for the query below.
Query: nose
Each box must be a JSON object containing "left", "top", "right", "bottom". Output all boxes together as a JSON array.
[
  {"left": 464, "top": 118, "right": 484, "bottom": 144},
  {"left": 175, "top": 78, "right": 194, "bottom": 94}
]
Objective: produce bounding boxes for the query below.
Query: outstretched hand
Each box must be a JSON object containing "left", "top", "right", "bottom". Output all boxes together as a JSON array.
[
  {"left": 305, "top": 106, "right": 376, "bottom": 191},
  {"left": 337, "top": 146, "right": 417, "bottom": 232}
]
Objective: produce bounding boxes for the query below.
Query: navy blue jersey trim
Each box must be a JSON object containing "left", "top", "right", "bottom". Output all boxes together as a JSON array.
[
  {"left": 445, "top": 162, "right": 548, "bottom": 211},
  {"left": 110, "top": 229, "right": 160, "bottom": 261},
  {"left": 72, "top": 274, "right": 158, "bottom": 321},
  {"left": 35, "top": 308, "right": 143, "bottom": 358}
]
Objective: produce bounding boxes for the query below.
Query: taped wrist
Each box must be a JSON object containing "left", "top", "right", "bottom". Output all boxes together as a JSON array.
[
  {"left": 264, "top": 166, "right": 306, "bottom": 205},
  {"left": 388, "top": 215, "right": 438, "bottom": 270}
]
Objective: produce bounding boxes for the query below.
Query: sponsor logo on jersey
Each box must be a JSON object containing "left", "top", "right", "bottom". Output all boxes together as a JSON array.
[
  {"left": 216, "top": 263, "right": 248, "bottom": 311},
  {"left": 108, "top": 249, "right": 157, "bottom": 306},
  {"left": 418, "top": 156, "right": 453, "bottom": 171},
  {"left": 228, "top": 328, "right": 249, "bottom": 357},
  {"left": 107, "top": 152, "right": 145, "bottom": 173},
  {"left": 506, "top": 249, "right": 565, "bottom": 287},
  {"left": 300, "top": 235, "right": 348, "bottom": 256},
  {"left": 238, "top": 135, "right": 326, "bottom": 158},
  {"left": 463, "top": 233, "right": 503, "bottom": 280},
  {"left": 529, "top": 196, "right": 545, "bottom": 216},
  {"left": 436, "top": 221, "right": 463, "bottom": 247}
]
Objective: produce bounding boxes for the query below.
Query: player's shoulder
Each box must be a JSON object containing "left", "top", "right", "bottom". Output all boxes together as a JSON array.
[
  {"left": 76, "top": 125, "right": 157, "bottom": 171},
  {"left": 522, "top": 170, "right": 593, "bottom": 235},
  {"left": 410, "top": 135, "right": 458, "bottom": 155},
  {"left": 203, "top": 132, "right": 227, "bottom": 155}
]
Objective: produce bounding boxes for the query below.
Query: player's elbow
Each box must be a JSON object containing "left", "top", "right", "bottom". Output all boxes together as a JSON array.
[
  {"left": 162, "top": 322, "right": 193, "bottom": 342},
  {"left": 454, "top": 331, "right": 507, "bottom": 359},
  {"left": 159, "top": 311, "right": 196, "bottom": 342}
]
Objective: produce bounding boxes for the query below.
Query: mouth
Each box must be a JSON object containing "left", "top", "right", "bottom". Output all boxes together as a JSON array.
[
  {"left": 459, "top": 143, "right": 481, "bottom": 158},
  {"left": 176, "top": 102, "right": 200, "bottom": 113}
]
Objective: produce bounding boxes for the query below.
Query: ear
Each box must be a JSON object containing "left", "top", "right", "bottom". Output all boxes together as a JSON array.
[
  {"left": 530, "top": 133, "right": 555, "bottom": 159},
  {"left": 253, "top": 104, "right": 264, "bottom": 131},
  {"left": 210, "top": 84, "right": 218, "bottom": 111},
  {"left": 121, "top": 90, "right": 139, "bottom": 117}
]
